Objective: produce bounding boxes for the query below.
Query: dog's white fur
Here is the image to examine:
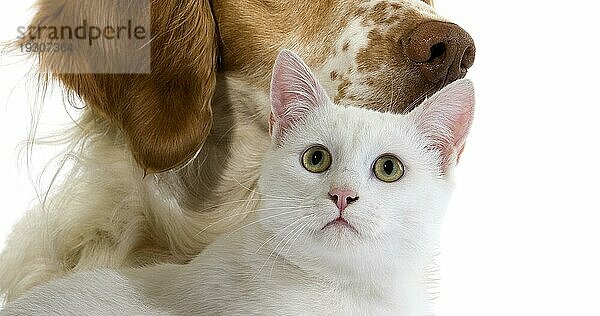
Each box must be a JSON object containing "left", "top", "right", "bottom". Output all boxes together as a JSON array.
[{"left": 3, "top": 51, "right": 474, "bottom": 315}]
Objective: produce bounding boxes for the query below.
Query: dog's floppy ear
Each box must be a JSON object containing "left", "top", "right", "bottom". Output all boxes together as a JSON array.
[{"left": 19, "top": 0, "right": 218, "bottom": 173}]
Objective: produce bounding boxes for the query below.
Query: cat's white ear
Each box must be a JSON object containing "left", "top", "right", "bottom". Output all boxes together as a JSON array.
[
  {"left": 409, "top": 78, "right": 475, "bottom": 173},
  {"left": 269, "top": 49, "right": 330, "bottom": 142}
]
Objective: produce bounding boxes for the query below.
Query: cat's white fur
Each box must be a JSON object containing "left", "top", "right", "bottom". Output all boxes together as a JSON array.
[{"left": 2, "top": 51, "right": 474, "bottom": 315}]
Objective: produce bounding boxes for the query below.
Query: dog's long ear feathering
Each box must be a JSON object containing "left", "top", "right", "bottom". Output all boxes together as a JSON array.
[{"left": 16, "top": 0, "right": 218, "bottom": 173}]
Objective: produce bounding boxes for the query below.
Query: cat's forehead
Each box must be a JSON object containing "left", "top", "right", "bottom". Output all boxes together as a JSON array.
[
  {"left": 299, "top": 105, "right": 420, "bottom": 156},
  {"left": 327, "top": 106, "right": 410, "bottom": 137}
]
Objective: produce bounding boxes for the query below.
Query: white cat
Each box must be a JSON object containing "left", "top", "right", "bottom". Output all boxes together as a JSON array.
[{"left": 1, "top": 50, "right": 474, "bottom": 316}]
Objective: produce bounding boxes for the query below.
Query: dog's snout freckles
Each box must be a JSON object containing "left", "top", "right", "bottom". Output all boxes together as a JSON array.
[{"left": 317, "top": 1, "right": 475, "bottom": 114}]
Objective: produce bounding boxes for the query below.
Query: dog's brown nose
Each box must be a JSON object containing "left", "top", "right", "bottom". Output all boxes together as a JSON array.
[{"left": 402, "top": 21, "right": 475, "bottom": 84}]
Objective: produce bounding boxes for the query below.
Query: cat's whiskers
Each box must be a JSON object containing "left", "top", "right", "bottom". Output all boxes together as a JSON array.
[
  {"left": 264, "top": 220, "right": 308, "bottom": 278},
  {"left": 254, "top": 214, "right": 311, "bottom": 254},
  {"left": 194, "top": 206, "right": 311, "bottom": 238},
  {"left": 280, "top": 181, "right": 312, "bottom": 197},
  {"left": 269, "top": 219, "right": 314, "bottom": 275},
  {"left": 280, "top": 219, "right": 314, "bottom": 263},
  {"left": 252, "top": 214, "right": 314, "bottom": 280},
  {"left": 232, "top": 177, "right": 304, "bottom": 201},
  {"left": 223, "top": 206, "right": 315, "bottom": 238},
  {"left": 285, "top": 186, "right": 310, "bottom": 197},
  {"left": 195, "top": 197, "right": 307, "bottom": 215}
]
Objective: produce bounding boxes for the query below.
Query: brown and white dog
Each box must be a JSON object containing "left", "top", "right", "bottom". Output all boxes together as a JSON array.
[{"left": 0, "top": 0, "right": 474, "bottom": 303}]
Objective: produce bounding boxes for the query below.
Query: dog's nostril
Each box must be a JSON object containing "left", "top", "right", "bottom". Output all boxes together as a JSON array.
[
  {"left": 461, "top": 45, "right": 475, "bottom": 69},
  {"left": 428, "top": 43, "right": 446, "bottom": 62},
  {"left": 402, "top": 21, "right": 475, "bottom": 84}
]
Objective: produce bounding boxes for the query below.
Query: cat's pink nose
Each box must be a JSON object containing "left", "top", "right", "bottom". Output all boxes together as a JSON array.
[{"left": 328, "top": 189, "right": 359, "bottom": 213}]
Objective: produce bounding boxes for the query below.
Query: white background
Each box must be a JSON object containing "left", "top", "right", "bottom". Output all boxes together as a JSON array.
[{"left": 1, "top": 1, "right": 600, "bottom": 315}]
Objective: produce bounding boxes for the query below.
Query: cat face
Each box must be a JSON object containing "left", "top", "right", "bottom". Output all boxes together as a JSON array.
[{"left": 257, "top": 50, "right": 474, "bottom": 270}]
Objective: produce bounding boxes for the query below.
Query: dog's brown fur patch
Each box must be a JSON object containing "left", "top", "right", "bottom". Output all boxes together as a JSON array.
[{"left": 18, "top": 0, "right": 218, "bottom": 173}]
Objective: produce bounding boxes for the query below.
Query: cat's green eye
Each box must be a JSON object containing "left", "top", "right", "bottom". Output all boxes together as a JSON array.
[
  {"left": 373, "top": 155, "right": 404, "bottom": 182},
  {"left": 301, "top": 145, "right": 332, "bottom": 173}
]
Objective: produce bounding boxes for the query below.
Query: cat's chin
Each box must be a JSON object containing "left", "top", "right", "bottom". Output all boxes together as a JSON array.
[{"left": 314, "top": 220, "right": 365, "bottom": 251}]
